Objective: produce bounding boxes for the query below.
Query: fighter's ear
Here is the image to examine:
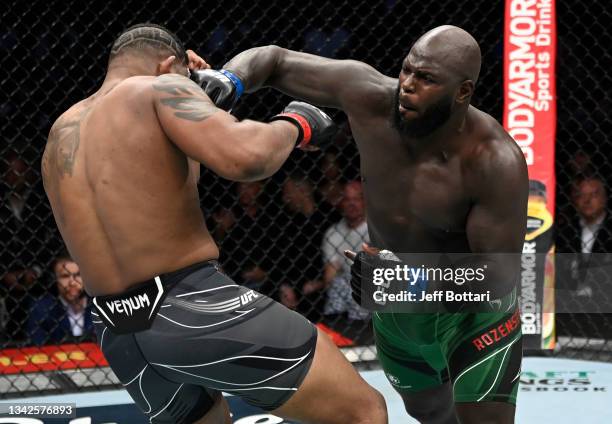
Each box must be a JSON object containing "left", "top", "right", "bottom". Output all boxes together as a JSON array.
[
  {"left": 156, "top": 55, "right": 176, "bottom": 76},
  {"left": 456, "top": 80, "right": 475, "bottom": 104}
]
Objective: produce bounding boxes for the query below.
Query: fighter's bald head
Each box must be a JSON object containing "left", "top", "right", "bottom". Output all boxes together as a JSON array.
[{"left": 409, "top": 25, "right": 481, "bottom": 84}]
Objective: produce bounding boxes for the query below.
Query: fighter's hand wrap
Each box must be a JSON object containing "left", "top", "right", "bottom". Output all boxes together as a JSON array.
[
  {"left": 350, "top": 249, "right": 402, "bottom": 308},
  {"left": 269, "top": 101, "right": 338, "bottom": 149},
  {"left": 190, "top": 69, "right": 244, "bottom": 111}
]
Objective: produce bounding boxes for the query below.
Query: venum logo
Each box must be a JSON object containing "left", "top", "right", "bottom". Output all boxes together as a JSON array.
[{"left": 106, "top": 293, "right": 151, "bottom": 316}]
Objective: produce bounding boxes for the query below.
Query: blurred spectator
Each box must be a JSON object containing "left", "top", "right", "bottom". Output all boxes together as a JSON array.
[
  {"left": 567, "top": 150, "right": 594, "bottom": 178},
  {"left": 211, "top": 207, "right": 236, "bottom": 242},
  {"left": 316, "top": 150, "right": 344, "bottom": 224},
  {"left": 307, "top": 181, "right": 370, "bottom": 322},
  {"left": 1, "top": 150, "right": 37, "bottom": 230},
  {"left": 332, "top": 120, "right": 355, "bottom": 148},
  {"left": 556, "top": 175, "right": 612, "bottom": 338},
  {"left": 237, "top": 181, "right": 264, "bottom": 220},
  {"left": 220, "top": 181, "right": 276, "bottom": 291},
  {"left": 0, "top": 296, "right": 7, "bottom": 343},
  {"left": 557, "top": 176, "right": 612, "bottom": 256},
  {"left": 1, "top": 151, "right": 56, "bottom": 343},
  {"left": 207, "top": 189, "right": 236, "bottom": 243},
  {"left": 26, "top": 254, "right": 94, "bottom": 346},
  {"left": 270, "top": 173, "right": 330, "bottom": 321},
  {"left": 559, "top": 151, "right": 611, "bottom": 227}
]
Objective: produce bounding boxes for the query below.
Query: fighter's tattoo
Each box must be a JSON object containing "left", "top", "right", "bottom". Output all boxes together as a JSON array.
[
  {"left": 153, "top": 74, "right": 218, "bottom": 122},
  {"left": 43, "top": 107, "right": 90, "bottom": 179},
  {"left": 152, "top": 74, "right": 197, "bottom": 95}
]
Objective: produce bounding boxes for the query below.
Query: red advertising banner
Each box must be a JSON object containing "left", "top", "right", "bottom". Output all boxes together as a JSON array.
[
  {"left": 504, "top": 0, "right": 556, "bottom": 349},
  {"left": 0, "top": 343, "right": 107, "bottom": 374}
]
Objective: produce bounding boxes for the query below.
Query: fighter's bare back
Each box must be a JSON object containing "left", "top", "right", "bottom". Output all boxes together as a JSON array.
[{"left": 42, "top": 77, "right": 218, "bottom": 296}]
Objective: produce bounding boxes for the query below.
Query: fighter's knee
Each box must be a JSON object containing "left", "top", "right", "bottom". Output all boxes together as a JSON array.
[
  {"left": 371, "top": 391, "right": 389, "bottom": 423},
  {"left": 191, "top": 393, "right": 230, "bottom": 424},
  {"left": 350, "top": 390, "right": 388, "bottom": 424},
  {"left": 403, "top": 402, "right": 455, "bottom": 424},
  {"left": 456, "top": 402, "right": 515, "bottom": 424}
]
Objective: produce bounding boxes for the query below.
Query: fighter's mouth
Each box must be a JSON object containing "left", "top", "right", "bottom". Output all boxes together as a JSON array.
[
  {"left": 399, "top": 103, "right": 417, "bottom": 112},
  {"left": 399, "top": 99, "right": 417, "bottom": 111}
]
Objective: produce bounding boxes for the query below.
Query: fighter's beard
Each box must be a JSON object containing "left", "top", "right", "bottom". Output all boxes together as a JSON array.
[{"left": 392, "top": 88, "right": 454, "bottom": 138}]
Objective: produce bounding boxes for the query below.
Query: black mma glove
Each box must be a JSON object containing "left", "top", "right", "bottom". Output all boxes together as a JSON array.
[
  {"left": 269, "top": 101, "right": 338, "bottom": 149},
  {"left": 349, "top": 249, "right": 403, "bottom": 309},
  {"left": 190, "top": 69, "right": 244, "bottom": 111}
]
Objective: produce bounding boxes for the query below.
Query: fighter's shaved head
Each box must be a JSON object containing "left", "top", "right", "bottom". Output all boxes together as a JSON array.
[
  {"left": 410, "top": 25, "right": 481, "bottom": 84},
  {"left": 394, "top": 26, "right": 482, "bottom": 137}
]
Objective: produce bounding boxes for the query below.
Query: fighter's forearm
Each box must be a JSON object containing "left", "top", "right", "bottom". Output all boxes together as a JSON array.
[
  {"left": 224, "top": 45, "right": 369, "bottom": 110},
  {"left": 230, "top": 119, "right": 298, "bottom": 181},
  {"left": 223, "top": 45, "right": 284, "bottom": 93}
]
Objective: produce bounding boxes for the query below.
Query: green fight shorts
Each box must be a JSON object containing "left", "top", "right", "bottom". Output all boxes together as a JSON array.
[{"left": 373, "top": 290, "right": 522, "bottom": 404}]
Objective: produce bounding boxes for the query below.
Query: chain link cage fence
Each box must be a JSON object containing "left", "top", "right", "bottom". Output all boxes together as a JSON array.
[
  {"left": 553, "top": 0, "right": 612, "bottom": 362},
  {"left": 0, "top": 0, "right": 610, "bottom": 398}
]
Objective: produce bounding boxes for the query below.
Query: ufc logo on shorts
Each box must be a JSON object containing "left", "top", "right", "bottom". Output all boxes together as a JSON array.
[{"left": 240, "top": 290, "right": 259, "bottom": 305}]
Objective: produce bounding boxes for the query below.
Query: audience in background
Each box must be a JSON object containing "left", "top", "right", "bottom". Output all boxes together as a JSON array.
[
  {"left": 220, "top": 181, "right": 276, "bottom": 292},
  {"left": 6, "top": 138, "right": 610, "bottom": 348},
  {"left": 26, "top": 253, "right": 94, "bottom": 345},
  {"left": 572, "top": 176, "right": 611, "bottom": 253},
  {"left": 557, "top": 176, "right": 612, "bottom": 258},
  {"left": 567, "top": 150, "right": 594, "bottom": 179},
  {"left": 1, "top": 150, "right": 57, "bottom": 343},
  {"left": 269, "top": 173, "right": 330, "bottom": 321},
  {"left": 556, "top": 175, "right": 612, "bottom": 338},
  {"left": 316, "top": 150, "right": 344, "bottom": 224},
  {"left": 306, "top": 181, "right": 370, "bottom": 322}
]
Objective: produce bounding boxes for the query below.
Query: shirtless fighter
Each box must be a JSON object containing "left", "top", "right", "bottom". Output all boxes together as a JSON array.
[
  {"left": 42, "top": 23, "right": 387, "bottom": 424},
  {"left": 199, "top": 25, "right": 528, "bottom": 423}
]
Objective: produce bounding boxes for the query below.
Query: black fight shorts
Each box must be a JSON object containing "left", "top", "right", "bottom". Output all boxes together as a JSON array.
[{"left": 92, "top": 261, "right": 317, "bottom": 424}]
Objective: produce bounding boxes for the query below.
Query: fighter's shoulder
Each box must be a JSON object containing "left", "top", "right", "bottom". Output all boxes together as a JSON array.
[
  {"left": 48, "top": 99, "right": 90, "bottom": 139},
  {"left": 343, "top": 63, "right": 395, "bottom": 115},
  {"left": 465, "top": 107, "right": 527, "bottom": 181},
  {"left": 342, "top": 60, "right": 392, "bottom": 92},
  {"left": 108, "top": 75, "right": 162, "bottom": 100},
  {"left": 110, "top": 74, "right": 202, "bottom": 100}
]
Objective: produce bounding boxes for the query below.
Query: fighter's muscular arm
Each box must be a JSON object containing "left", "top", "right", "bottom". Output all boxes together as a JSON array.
[
  {"left": 223, "top": 45, "right": 391, "bottom": 114},
  {"left": 153, "top": 74, "right": 298, "bottom": 182},
  {"left": 464, "top": 139, "right": 529, "bottom": 299}
]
